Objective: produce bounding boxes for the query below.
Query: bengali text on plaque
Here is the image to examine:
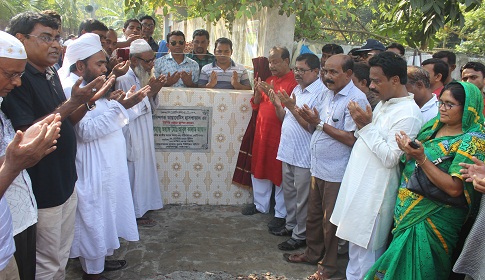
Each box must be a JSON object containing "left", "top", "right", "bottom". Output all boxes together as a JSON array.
[{"left": 153, "top": 106, "right": 212, "bottom": 152}]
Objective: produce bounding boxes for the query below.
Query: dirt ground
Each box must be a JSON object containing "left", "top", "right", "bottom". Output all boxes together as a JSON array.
[{"left": 65, "top": 205, "right": 348, "bottom": 280}]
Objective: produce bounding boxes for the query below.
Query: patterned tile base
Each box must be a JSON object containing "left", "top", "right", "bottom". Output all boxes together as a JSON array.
[{"left": 154, "top": 88, "right": 254, "bottom": 205}]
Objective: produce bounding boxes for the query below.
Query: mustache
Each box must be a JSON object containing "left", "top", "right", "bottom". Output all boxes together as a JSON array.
[
  {"left": 370, "top": 88, "right": 379, "bottom": 94},
  {"left": 325, "top": 79, "right": 335, "bottom": 84}
]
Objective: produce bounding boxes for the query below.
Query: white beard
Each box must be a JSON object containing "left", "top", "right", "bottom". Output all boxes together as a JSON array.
[{"left": 134, "top": 65, "right": 154, "bottom": 88}]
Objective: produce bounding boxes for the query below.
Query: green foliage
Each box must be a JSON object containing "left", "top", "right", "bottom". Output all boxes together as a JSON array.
[
  {"left": 455, "top": 3, "right": 485, "bottom": 55},
  {"left": 376, "top": 0, "right": 481, "bottom": 49}
]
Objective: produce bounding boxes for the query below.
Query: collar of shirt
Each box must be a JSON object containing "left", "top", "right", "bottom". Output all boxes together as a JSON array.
[
  {"left": 420, "top": 94, "right": 438, "bottom": 112},
  {"left": 299, "top": 77, "right": 326, "bottom": 95},
  {"left": 211, "top": 59, "right": 236, "bottom": 68},
  {"left": 332, "top": 79, "right": 356, "bottom": 97},
  {"left": 167, "top": 52, "right": 190, "bottom": 64}
]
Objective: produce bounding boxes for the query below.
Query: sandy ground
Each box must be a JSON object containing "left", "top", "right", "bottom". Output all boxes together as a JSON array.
[{"left": 65, "top": 205, "right": 348, "bottom": 280}]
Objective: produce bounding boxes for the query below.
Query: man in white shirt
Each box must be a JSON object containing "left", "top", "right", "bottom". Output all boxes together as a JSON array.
[
  {"left": 269, "top": 53, "right": 326, "bottom": 251},
  {"left": 330, "top": 52, "right": 423, "bottom": 280},
  {"left": 406, "top": 66, "right": 439, "bottom": 123},
  {"left": 116, "top": 39, "right": 165, "bottom": 227}
]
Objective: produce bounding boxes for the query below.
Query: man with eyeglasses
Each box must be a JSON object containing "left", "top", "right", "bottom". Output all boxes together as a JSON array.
[
  {"left": 406, "top": 66, "right": 439, "bottom": 123},
  {"left": 0, "top": 30, "right": 62, "bottom": 280},
  {"left": 187, "top": 29, "right": 215, "bottom": 70},
  {"left": 198, "top": 37, "right": 251, "bottom": 90},
  {"left": 154, "top": 30, "right": 199, "bottom": 88},
  {"left": 116, "top": 39, "right": 165, "bottom": 228},
  {"left": 139, "top": 15, "right": 159, "bottom": 52},
  {"left": 3, "top": 12, "right": 109, "bottom": 279},
  {"left": 268, "top": 53, "right": 326, "bottom": 251}
]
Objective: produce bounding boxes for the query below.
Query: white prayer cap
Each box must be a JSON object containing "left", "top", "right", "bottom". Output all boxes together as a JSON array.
[
  {"left": 130, "top": 39, "right": 152, "bottom": 54},
  {"left": 0, "top": 31, "right": 27, "bottom": 60},
  {"left": 58, "top": 33, "right": 103, "bottom": 79}
]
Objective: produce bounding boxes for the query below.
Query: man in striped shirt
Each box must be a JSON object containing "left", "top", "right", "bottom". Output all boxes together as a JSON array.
[{"left": 198, "top": 37, "right": 252, "bottom": 90}]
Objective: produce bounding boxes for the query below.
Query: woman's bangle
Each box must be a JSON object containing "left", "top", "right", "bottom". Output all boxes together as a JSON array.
[{"left": 416, "top": 156, "right": 427, "bottom": 166}]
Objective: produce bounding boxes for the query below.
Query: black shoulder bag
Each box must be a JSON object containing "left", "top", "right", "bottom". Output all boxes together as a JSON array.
[{"left": 406, "top": 156, "right": 468, "bottom": 207}]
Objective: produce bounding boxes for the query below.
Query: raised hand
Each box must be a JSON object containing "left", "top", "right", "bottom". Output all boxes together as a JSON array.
[
  {"left": 70, "top": 76, "right": 106, "bottom": 106},
  {"left": 348, "top": 101, "right": 372, "bottom": 129},
  {"left": 206, "top": 71, "right": 218, "bottom": 88},
  {"left": 108, "top": 89, "right": 124, "bottom": 100},
  {"left": 297, "top": 104, "right": 320, "bottom": 126},
  {"left": 147, "top": 74, "right": 166, "bottom": 97},
  {"left": 460, "top": 156, "right": 485, "bottom": 182},
  {"left": 274, "top": 89, "right": 296, "bottom": 110},
  {"left": 111, "top": 60, "right": 131, "bottom": 78},
  {"left": 117, "top": 85, "right": 150, "bottom": 109},
  {"left": 108, "top": 56, "right": 123, "bottom": 73},
  {"left": 180, "top": 71, "right": 194, "bottom": 86},
  {"left": 165, "top": 72, "right": 181, "bottom": 87},
  {"left": 90, "top": 75, "right": 116, "bottom": 102},
  {"left": 5, "top": 114, "right": 62, "bottom": 173}
]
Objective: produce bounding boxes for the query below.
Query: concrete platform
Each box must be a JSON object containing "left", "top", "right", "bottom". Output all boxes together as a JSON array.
[{"left": 66, "top": 205, "right": 348, "bottom": 279}]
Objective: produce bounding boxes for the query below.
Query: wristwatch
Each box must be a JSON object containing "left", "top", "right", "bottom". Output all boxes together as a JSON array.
[
  {"left": 85, "top": 102, "right": 96, "bottom": 111},
  {"left": 316, "top": 120, "right": 325, "bottom": 131}
]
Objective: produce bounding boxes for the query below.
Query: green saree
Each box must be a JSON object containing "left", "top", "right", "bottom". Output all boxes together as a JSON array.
[{"left": 364, "top": 82, "right": 485, "bottom": 280}]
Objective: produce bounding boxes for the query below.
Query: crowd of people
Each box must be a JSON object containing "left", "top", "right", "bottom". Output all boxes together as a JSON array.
[
  {"left": 0, "top": 9, "right": 484, "bottom": 280},
  {"left": 243, "top": 40, "right": 485, "bottom": 280}
]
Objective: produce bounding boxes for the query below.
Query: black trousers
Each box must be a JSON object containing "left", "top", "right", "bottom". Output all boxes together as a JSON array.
[{"left": 14, "top": 223, "right": 36, "bottom": 280}]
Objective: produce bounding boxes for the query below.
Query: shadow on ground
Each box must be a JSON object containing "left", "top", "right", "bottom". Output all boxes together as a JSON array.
[{"left": 66, "top": 205, "right": 348, "bottom": 279}]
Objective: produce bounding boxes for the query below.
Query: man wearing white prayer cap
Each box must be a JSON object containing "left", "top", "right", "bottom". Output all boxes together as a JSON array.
[
  {"left": 2, "top": 12, "right": 106, "bottom": 279},
  {"left": 115, "top": 39, "right": 165, "bottom": 227},
  {"left": 62, "top": 33, "right": 149, "bottom": 280},
  {"left": 0, "top": 30, "right": 61, "bottom": 280}
]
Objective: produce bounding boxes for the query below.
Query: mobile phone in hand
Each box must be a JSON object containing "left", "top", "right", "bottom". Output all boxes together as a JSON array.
[{"left": 409, "top": 140, "right": 420, "bottom": 149}]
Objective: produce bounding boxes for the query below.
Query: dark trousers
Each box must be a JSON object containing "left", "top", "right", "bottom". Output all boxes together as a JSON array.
[
  {"left": 304, "top": 177, "right": 341, "bottom": 276},
  {"left": 14, "top": 223, "right": 36, "bottom": 280}
]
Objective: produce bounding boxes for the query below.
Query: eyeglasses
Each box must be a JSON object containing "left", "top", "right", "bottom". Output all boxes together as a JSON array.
[
  {"left": 142, "top": 23, "right": 155, "bottom": 28},
  {"left": 294, "top": 68, "right": 313, "bottom": 74},
  {"left": 436, "top": 100, "right": 462, "bottom": 110},
  {"left": 26, "top": 34, "right": 62, "bottom": 44},
  {"left": 0, "top": 68, "right": 24, "bottom": 81},
  {"left": 136, "top": 56, "right": 155, "bottom": 63},
  {"left": 170, "top": 40, "right": 185, "bottom": 46}
]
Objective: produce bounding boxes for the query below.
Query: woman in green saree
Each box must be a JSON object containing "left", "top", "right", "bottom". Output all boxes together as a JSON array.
[{"left": 364, "top": 81, "right": 485, "bottom": 280}]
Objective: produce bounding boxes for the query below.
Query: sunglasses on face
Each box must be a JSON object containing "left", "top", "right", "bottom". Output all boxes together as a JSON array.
[{"left": 170, "top": 40, "right": 185, "bottom": 46}]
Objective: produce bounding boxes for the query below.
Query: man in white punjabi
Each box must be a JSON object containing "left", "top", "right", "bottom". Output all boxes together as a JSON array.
[
  {"left": 330, "top": 52, "right": 423, "bottom": 280},
  {"left": 59, "top": 33, "right": 149, "bottom": 280},
  {"left": 115, "top": 39, "right": 165, "bottom": 226}
]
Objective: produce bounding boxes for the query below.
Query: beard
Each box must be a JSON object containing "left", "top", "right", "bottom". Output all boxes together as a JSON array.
[{"left": 133, "top": 64, "right": 154, "bottom": 88}]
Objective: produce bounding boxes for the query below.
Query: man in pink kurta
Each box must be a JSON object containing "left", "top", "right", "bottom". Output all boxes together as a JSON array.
[{"left": 242, "top": 47, "right": 298, "bottom": 230}]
